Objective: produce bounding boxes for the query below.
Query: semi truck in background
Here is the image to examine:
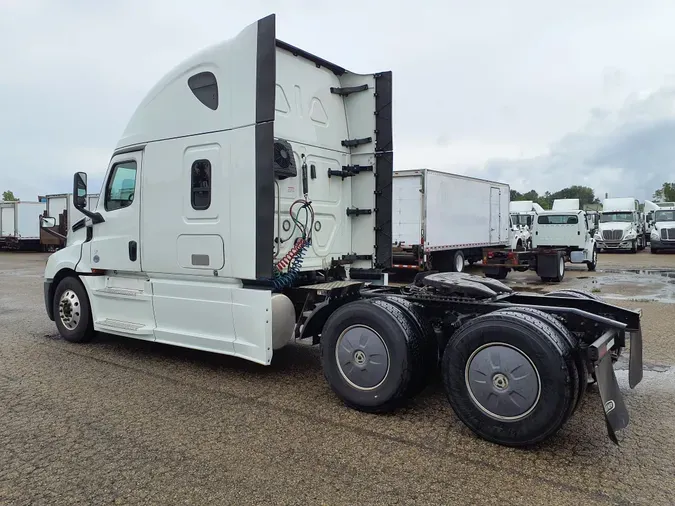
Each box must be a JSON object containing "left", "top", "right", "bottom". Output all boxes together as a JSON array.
[
  {"left": 509, "top": 200, "right": 544, "bottom": 251},
  {"left": 0, "top": 200, "right": 46, "bottom": 250},
  {"left": 39, "top": 13, "right": 644, "bottom": 448},
  {"left": 644, "top": 200, "right": 675, "bottom": 241},
  {"left": 649, "top": 204, "right": 675, "bottom": 253},
  {"left": 392, "top": 169, "right": 510, "bottom": 272},
  {"left": 595, "top": 197, "right": 646, "bottom": 253},
  {"left": 40, "top": 193, "right": 100, "bottom": 251}
]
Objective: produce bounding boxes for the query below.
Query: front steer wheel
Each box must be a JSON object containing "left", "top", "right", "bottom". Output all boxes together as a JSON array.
[
  {"left": 53, "top": 276, "right": 95, "bottom": 343},
  {"left": 320, "top": 299, "right": 426, "bottom": 413},
  {"left": 441, "top": 311, "right": 576, "bottom": 447}
]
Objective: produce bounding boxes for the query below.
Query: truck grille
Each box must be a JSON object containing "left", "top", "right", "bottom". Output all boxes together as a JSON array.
[
  {"left": 661, "top": 228, "right": 675, "bottom": 241},
  {"left": 603, "top": 230, "right": 622, "bottom": 241}
]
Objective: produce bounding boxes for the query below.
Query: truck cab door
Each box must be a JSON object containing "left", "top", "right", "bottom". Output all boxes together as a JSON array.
[{"left": 88, "top": 152, "right": 143, "bottom": 272}]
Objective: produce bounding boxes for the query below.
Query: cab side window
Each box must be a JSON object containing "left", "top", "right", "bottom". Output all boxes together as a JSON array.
[{"left": 105, "top": 161, "right": 138, "bottom": 212}]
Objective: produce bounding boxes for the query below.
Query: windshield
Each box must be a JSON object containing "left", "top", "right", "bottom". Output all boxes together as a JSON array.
[
  {"left": 600, "top": 212, "right": 632, "bottom": 223},
  {"left": 511, "top": 214, "right": 529, "bottom": 226},
  {"left": 655, "top": 210, "right": 675, "bottom": 222},
  {"left": 537, "top": 215, "right": 578, "bottom": 225}
]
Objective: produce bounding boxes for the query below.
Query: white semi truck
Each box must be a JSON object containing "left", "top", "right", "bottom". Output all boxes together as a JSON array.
[
  {"left": 509, "top": 200, "right": 544, "bottom": 251},
  {"left": 0, "top": 200, "right": 46, "bottom": 250},
  {"left": 595, "top": 197, "right": 646, "bottom": 253},
  {"left": 484, "top": 208, "right": 598, "bottom": 282},
  {"left": 392, "top": 169, "right": 510, "bottom": 272},
  {"left": 40, "top": 14, "right": 644, "bottom": 447},
  {"left": 648, "top": 205, "right": 675, "bottom": 253}
]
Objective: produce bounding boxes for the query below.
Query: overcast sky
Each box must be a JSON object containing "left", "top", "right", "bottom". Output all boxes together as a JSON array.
[{"left": 2, "top": 0, "right": 675, "bottom": 201}]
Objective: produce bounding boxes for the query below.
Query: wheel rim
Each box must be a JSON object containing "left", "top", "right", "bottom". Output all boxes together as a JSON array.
[
  {"left": 465, "top": 342, "right": 541, "bottom": 421},
  {"left": 559, "top": 256, "right": 564, "bottom": 276},
  {"left": 58, "top": 289, "right": 81, "bottom": 330},
  {"left": 456, "top": 254, "right": 464, "bottom": 272},
  {"left": 335, "top": 325, "right": 390, "bottom": 391},
  {"left": 593, "top": 249, "right": 597, "bottom": 265}
]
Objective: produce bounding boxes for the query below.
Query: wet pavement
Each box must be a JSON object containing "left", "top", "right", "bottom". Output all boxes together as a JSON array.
[{"left": 2, "top": 250, "right": 675, "bottom": 505}]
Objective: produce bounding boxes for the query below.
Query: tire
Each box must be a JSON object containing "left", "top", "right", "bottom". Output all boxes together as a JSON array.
[
  {"left": 586, "top": 246, "right": 597, "bottom": 271},
  {"left": 379, "top": 296, "right": 439, "bottom": 395},
  {"left": 630, "top": 240, "right": 637, "bottom": 254},
  {"left": 320, "top": 299, "right": 425, "bottom": 413},
  {"left": 652, "top": 247, "right": 658, "bottom": 254},
  {"left": 516, "top": 240, "right": 524, "bottom": 251},
  {"left": 451, "top": 250, "right": 465, "bottom": 273},
  {"left": 552, "top": 254, "right": 565, "bottom": 283},
  {"left": 53, "top": 276, "right": 95, "bottom": 343},
  {"left": 441, "top": 311, "right": 576, "bottom": 447},
  {"left": 485, "top": 262, "right": 508, "bottom": 280},
  {"left": 494, "top": 308, "right": 587, "bottom": 414},
  {"left": 545, "top": 288, "right": 601, "bottom": 301}
]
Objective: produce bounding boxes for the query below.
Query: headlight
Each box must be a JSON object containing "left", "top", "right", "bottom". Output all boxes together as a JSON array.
[
  {"left": 594, "top": 233, "right": 601, "bottom": 240},
  {"left": 624, "top": 231, "right": 636, "bottom": 240}
]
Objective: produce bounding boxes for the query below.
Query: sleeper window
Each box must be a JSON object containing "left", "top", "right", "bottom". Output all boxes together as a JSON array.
[
  {"left": 105, "top": 161, "right": 137, "bottom": 212},
  {"left": 188, "top": 72, "right": 218, "bottom": 110},
  {"left": 191, "top": 159, "right": 212, "bottom": 210}
]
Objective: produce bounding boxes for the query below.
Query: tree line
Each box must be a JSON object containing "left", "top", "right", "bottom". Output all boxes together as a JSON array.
[{"left": 511, "top": 182, "right": 675, "bottom": 210}]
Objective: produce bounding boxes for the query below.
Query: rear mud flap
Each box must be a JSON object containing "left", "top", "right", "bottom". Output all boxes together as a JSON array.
[{"left": 590, "top": 330, "right": 631, "bottom": 444}]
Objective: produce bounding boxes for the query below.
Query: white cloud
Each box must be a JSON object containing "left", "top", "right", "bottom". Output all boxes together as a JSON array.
[{"left": 2, "top": 0, "right": 675, "bottom": 202}]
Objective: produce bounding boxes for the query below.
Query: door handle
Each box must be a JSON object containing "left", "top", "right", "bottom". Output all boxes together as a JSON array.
[{"left": 129, "top": 241, "right": 137, "bottom": 261}]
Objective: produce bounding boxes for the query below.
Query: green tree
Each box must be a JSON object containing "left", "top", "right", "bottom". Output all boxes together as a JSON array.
[
  {"left": 2, "top": 190, "right": 17, "bottom": 201},
  {"left": 653, "top": 182, "right": 675, "bottom": 202}
]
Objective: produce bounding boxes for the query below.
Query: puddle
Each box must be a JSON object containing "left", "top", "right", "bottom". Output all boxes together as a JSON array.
[{"left": 505, "top": 267, "right": 675, "bottom": 303}]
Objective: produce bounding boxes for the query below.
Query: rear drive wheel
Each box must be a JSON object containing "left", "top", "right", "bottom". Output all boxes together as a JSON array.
[
  {"left": 376, "top": 296, "right": 439, "bottom": 395},
  {"left": 586, "top": 246, "right": 597, "bottom": 271},
  {"left": 53, "top": 276, "right": 95, "bottom": 343},
  {"left": 320, "top": 299, "right": 424, "bottom": 413},
  {"left": 494, "top": 308, "right": 586, "bottom": 414},
  {"left": 552, "top": 254, "right": 565, "bottom": 282},
  {"left": 451, "top": 250, "right": 465, "bottom": 273},
  {"left": 441, "top": 311, "right": 576, "bottom": 446}
]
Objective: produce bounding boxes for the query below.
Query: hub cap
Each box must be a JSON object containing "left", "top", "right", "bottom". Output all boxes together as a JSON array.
[
  {"left": 465, "top": 343, "right": 541, "bottom": 421},
  {"left": 58, "top": 289, "right": 81, "bottom": 330},
  {"left": 559, "top": 256, "right": 564, "bottom": 276},
  {"left": 456, "top": 254, "right": 464, "bottom": 272},
  {"left": 335, "top": 325, "right": 390, "bottom": 391}
]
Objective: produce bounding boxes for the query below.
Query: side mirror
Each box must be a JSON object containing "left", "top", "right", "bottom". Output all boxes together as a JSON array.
[
  {"left": 41, "top": 216, "right": 56, "bottom": 228},
  {"left": 526, "top": 216, "right": 532, "bottom": 227},
  {"left": 73, "top": 172, "right": 87, "bottom": 209}
]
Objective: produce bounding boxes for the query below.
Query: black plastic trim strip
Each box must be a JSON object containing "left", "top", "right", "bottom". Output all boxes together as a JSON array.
[
  {"left": 374, "top": 71, "right": 393, "bottom": 269},
  {"left": 341, "top": 137, "right": 372, "bottom": 148},
  {"left": 112, "top": 144, "right": 146, "bottom": 158},
  {"left": 330, "top": 84, "right": 369, "bottom": 96},
  {"left": 254, "top": 15, "right": 277, "bottom": 279},
  {"left": 275, "top": 40, "right": 346, "bottom": 76},
  {"left": 72, "top": 218, "right": 86, "bottom": 232}
]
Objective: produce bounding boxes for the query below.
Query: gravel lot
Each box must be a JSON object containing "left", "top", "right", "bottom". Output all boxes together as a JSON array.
[{"left": 2, "top": 250, "right": 675, "bottom": 505}]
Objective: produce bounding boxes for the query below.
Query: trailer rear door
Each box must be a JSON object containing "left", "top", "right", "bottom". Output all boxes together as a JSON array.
[
  {"left": 489, "top": 186, "right": 501, "bottom": 242},
  {"left": 392, "top": 172, "right": 423, "bottom": 245}
]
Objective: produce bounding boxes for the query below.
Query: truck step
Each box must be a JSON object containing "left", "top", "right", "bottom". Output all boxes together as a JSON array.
[
  {"left": 94, "top": 287, "right": 145, "bottom": 298},
  {"left": 95, "top": 318, "right": 154, "bottom": 335}
]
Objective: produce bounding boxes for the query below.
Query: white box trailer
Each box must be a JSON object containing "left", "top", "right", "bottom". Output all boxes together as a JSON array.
[
  {"left": 392, "top": 169, "right": 510, "bottom": 272},
  {"left": 40, "top": 193, "right": 101, "bottom": 250},
  {"left": 0, "top": 201, "right": 46, "bottom": 250}
]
